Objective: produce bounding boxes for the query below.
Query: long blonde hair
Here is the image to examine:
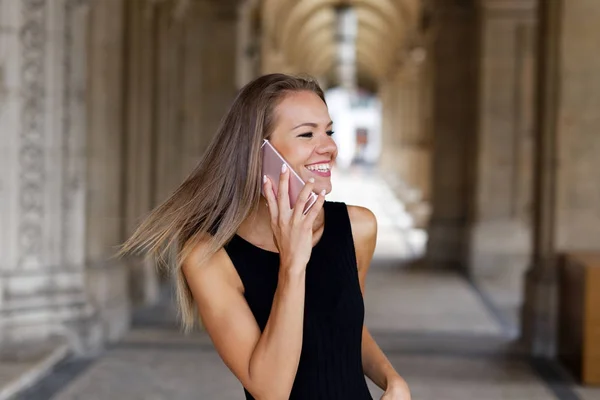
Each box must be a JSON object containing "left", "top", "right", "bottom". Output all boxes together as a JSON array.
[{"left": 118, "top": 73, "right": 326, "bottom": 331}]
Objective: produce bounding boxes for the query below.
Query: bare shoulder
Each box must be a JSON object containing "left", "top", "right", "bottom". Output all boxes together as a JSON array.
[
  {"left": 346, "top": 205, "right": 377, "bottom": 276},
  {"left": 182, "top": 237, "right": 243, "bottom": 298},
  {"left": 346, "top": 205, "right": 377, "bottom": 244}
]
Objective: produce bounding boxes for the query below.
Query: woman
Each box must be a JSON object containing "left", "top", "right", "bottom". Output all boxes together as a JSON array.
[{"left": 121, "top": 74, "right": 410, "bottom": 400}]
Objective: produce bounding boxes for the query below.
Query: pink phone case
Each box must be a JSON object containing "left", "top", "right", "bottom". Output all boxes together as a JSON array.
[{"left": 261, "top": 139, "right": 318, "bottom": 214}]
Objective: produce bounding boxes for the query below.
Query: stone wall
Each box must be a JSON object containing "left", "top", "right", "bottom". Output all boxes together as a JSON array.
[
  {"left": 466, "top": 1, "right": 537, "bottom": 330},
  {"left": 426, "top": 0, "right": 479, "bottom": 270},
  {"left": 0, "top": 0, "right": 99, "bottom": 351},
  {"left": 0, "top": 0, "right": 241, "bottom": 352},
  {"left": 379, "top": 60, "right": 432, "bottom": 230},
  {"left": 523, "top": 0, "right": 600, "bottom": 357}
]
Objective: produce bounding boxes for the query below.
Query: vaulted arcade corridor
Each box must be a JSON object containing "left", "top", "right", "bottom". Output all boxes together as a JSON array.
[{"left": 2, "top": 0, "right": 600, "bottom": 398}]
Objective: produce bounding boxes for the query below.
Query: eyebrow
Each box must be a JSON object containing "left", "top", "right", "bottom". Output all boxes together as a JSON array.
[{"left": 292, "top": 121, "right": 334, "bottom": 130}]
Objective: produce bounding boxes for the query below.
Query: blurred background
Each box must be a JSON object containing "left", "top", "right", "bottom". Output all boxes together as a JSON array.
[{"left": 1, "top": 0, "right": 600, "bottom": 399}]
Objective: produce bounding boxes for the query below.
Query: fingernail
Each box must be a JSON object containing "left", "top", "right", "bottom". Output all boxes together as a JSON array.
[
  {"left": 308, "top": 177, "right": 315, "bottom": 183},
  {"left": 263, "top": 175, "right": 267, "bottom": 184},
  {"left": 320, "top": 189, "right": 326, "bottom": 195},
  {"left": 281, "top": 164, "right": 287, "bottom": 173}
]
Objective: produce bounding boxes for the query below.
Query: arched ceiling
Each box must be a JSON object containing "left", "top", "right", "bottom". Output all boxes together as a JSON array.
[{"left": 261, "top": 0, "right": 420, "bottom": 87}]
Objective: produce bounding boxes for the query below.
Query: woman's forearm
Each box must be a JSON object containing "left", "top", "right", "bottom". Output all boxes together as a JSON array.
[
  {"left": 361, "top": 326, "right": 407, "bottom": 390},
  {"left": 247, "top": 267, "right": 306, "bottom": 399}
]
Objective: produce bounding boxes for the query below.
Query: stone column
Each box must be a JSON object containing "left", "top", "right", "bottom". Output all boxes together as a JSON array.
[
  {"left": 378, "top": 72, "right": 401, "bottom": 181},
  {"left": 396, "top": 58, "right": 432, "bottom": 228},
  {"left": 180, "top": 3, "right": 207, "bottom": 178},
  {"left": 236, "top": 0, "right": 261, "bottom": 89},
  {"left": 123, "top": 0, "right": 161, "bottom": 307},
  {"left": 378, "top": 82, "right": 390, "bottom": 170},
  {"left": 193, "top": 0, "right": 239, "bottom": 157},
  {"left": 380, "top": 58, "right": 432, "bottom": 230},
  {"left": 154, "top": 0, "right": 239, "bottom": 195},
  {"left": 154, "top": 1, "right": 185, "bottom": 203},
  {"left": 468, "top": 1, "right": 537, "bottom": 301},
  {"left": 0, "top": 0, "right": 99, "bottom": 351},
  {"left": 85, "top": 0, "right": 130, "bottom": 344},
  {"left": 389, "top": 69, "right": 410, "bottom": 198},
  {"left": 522, "top": 0, "right": 600, "bottom": 357},
  {"left": 259, "top": 0, "right": 298, "bottom": 77},
  {"left": 425, "top": 0, "right": 479, "bottom": 270},
  {"left": 121, "top": 0, "right": 241, "bottom": 304}
]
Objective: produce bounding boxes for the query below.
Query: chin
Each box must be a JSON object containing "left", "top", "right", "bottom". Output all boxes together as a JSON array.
[{"left": 314, "top": 185, "right": 332, "bottom": 195}]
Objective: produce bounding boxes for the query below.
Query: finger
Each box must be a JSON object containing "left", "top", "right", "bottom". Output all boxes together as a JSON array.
[
  {"left": 304, "top": 188, "right": 326, "bottom": 223},
  {"left": 263, "top": 175, "right": 279, "bottom": 224},
  {"left": 292, "top": 177, "right": 315, "bottom": 221},
  {"left": 277, "top": 163, "right": 291, "bottom": 215}
]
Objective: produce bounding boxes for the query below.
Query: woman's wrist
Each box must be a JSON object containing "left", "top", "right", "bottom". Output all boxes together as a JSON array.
[
  {"left": 386, "top": 375, "right": 408, "bottom": 391},
  {"left": 278, "top": 263, "right": 306, "bottom": 282}
]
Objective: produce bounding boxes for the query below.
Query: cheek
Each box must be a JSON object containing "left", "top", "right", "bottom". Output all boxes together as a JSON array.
[
  {"left": 271, "top": 142, "right": 296, "bottom": 163},
  {"left": 280, "top": 145, "right": 314, "bottom": 166},
  {"left": 331, "top": 146, "right": 339, "bottom": 162}
]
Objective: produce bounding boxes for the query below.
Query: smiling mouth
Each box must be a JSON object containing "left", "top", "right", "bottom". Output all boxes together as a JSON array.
[{"left": 305, "top": 163, "right": 331, "bottom": 173}]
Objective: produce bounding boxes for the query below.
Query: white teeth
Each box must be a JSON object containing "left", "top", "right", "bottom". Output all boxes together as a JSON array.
[{"left": 307, "top": 163, "right": 330, "bottom": 172}]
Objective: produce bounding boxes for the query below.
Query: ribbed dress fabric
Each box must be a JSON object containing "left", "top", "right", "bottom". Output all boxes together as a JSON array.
[{"left": 224, "top": 201, "right": 373, "bottom": 400}]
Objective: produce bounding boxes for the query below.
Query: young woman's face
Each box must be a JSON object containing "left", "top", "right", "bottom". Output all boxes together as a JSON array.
[{"left": 269, "top": 90, "right": 338, "bottom": 195}]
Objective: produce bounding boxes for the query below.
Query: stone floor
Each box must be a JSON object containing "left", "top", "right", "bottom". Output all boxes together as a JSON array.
[
  {"left": 0, "top": 341, "right": 68, "bottom": 400},
  {"left": 15, "top": 165, "right": 600, "bottom": 399},
  {"left": 19, "top": 264, "right": 592, "bottom": 400}
]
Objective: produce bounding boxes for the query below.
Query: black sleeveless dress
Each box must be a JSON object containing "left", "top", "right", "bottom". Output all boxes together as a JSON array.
[{"left": 224, "top": 201, "right": 373, "bottom": 400}]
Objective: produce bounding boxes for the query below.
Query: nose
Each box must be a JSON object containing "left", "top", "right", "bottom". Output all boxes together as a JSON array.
[{"left": 316, "top": 135, "right": 337, "bottom": 157}]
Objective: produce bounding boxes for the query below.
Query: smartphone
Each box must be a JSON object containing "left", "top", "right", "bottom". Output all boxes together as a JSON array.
[{"left": 261, "top": 139, "right": 318, "bottom": 214}]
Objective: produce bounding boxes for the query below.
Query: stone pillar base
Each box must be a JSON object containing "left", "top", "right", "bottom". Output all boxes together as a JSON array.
[
  {"left": 426, "top": 219, "right": 467, "bottom": 270},
  {"left": 520, "top": 264, "right": 558, "bottom": 358},
  {"left": 0, "top": 296, "right": 103, "bottom": 356},
  {"left": 128, "top": 256, "right": 160, "bottom": 308},
  {"left": 469, "top": 220, "right": 531, "bottom": 282},
  {"left": 86, "top": 261, "right": 131, "bottom": 345}
]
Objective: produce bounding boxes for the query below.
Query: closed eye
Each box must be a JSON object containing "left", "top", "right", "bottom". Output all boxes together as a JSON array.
[{"left": 297, "top": 131, "right": 335, "bottom": 138}]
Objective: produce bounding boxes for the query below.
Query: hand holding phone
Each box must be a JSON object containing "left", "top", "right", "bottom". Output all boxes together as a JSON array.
[
  {"left": 261, "top": 142, "right": 326, "bottom": 271},
  {"left": 261, "top": 139, "right": 318, "bottom": 215}
]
